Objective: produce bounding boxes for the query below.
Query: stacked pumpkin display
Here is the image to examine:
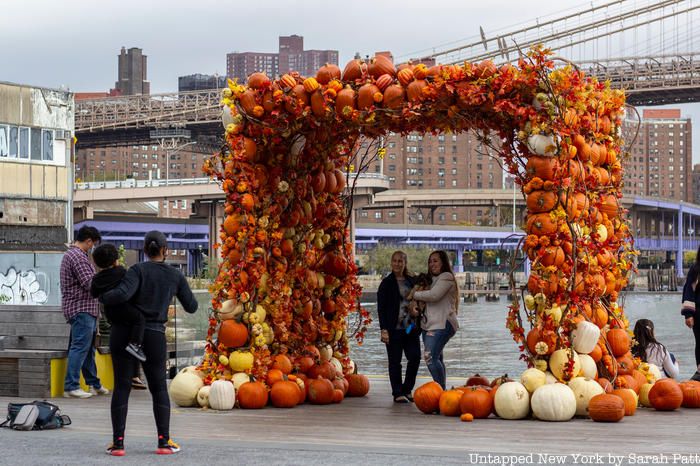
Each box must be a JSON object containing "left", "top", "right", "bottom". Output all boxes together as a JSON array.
[
  {"left": 413, "top": 369, "right": 700, "bottom": 423},
  {"left": 191, "top": 45, "right": 645, "bottom": 410}
]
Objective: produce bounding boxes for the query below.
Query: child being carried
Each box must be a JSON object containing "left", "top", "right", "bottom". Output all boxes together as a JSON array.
[
  {"left": 90, "top": 244, "right": 146, "bottom": 362},
  {"left": 405, "top": 273, "right": 432, "bottom": 333}
]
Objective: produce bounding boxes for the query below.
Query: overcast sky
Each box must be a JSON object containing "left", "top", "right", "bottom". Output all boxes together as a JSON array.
[{"left": 1, "top": 0, "right": 698, "bottom": 160}]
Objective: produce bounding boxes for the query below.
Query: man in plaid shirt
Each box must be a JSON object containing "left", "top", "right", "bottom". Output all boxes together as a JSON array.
[{"left": 60, "top": 225, "right": 110, "bottom": 398}]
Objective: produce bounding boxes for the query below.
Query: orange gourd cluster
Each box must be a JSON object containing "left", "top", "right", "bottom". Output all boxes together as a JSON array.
[{"left": 200, "top": 46, "right": 636, "bottom": 395}]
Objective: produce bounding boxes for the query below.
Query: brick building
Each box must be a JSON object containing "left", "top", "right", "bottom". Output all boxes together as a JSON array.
[
  {"left": 623, "top": 108, "right": 692, "bottom": 202},
  {"left": 227, "top": 35, "right": 338, "bottom": 82},
  {"left": 357, "top": 131, "right": 511, "bottom": 226},
  {"left": 178, "top": 73, "right": 226, "bottom": 92},
  {"left": 115, "top": 47, "right": 150, "bottom": 96}
]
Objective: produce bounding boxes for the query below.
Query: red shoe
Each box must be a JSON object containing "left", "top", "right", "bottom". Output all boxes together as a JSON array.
[
  {"left": 106, "top": 438, "right": 125, "bottom": 456},
  {"left": 156, "top": 437, "right": 181, "bottom": 455}
]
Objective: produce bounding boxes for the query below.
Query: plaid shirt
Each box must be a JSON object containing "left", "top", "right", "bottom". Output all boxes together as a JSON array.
[{"left": 60, "top": 245, "right": 99, "bottom": 321}]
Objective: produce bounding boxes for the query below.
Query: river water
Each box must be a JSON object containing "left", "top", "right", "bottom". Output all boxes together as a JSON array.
[{"left": 177, "top": 292, "right": 697, "bottom": 381}]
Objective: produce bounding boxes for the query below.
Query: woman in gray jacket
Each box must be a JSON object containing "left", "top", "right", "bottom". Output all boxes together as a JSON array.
[{"left": 409, "top": 250, "right": 459, "bottom": 389}]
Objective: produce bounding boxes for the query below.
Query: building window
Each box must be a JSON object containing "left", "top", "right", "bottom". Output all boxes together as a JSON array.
[
  {"left": 388, "top": 164, "right": 396, "bottom": 171},
  {"left": 438, "top": 179, "right": 445, "bottom": 187},
  {"left": 374, "top": 212, "right": 382, "bottom": 219},
  {"left": 388, "top": 211, "right": 396, "bottom": 218},
  {"left": 360, "top": 211, "right": 368, "bottom": 218},
  {"left": 438, "top": 157, "right": 445, "bottom": 164},
  {"left": 439, "top": 213, "right": 445, "bottom": 221},
  {"left": 452, "top": 213, "right": 458, "bottom": 221},
  {"left": 452, "top": 179, "right": 457, "bottom": 187}
]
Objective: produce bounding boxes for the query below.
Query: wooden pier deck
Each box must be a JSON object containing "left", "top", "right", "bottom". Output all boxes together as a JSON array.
[{"left": 1, "top": 377, "right": 698, "bottom": 465}]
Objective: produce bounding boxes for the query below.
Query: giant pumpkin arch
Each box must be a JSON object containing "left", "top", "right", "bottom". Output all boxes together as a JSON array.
[{"left": 199, "top": 47, "right": 637, "bottom": 395}]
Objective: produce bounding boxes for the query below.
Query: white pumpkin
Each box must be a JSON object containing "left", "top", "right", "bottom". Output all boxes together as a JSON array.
[
  {"left": 494, "top": 382, "right": 530, "bottom": 420},
  {"left": 647, "top": 364, "right": 662, "bottom": 383},
  {"left": 231, "top": 372, "right": 251, "bottom": 391},
  {"left": 578, "top": 354, "right": 598, "bottom": 379},
  {"left": 218, "top": 300, "right": 244, "bottom": 321},
  {"left": 567, "top": 377, "right": 604, "bottom": 416},
  {"left": 347, "top": 359, "right": 356, "bottom": 375},
  {"left": 319, "top": 344, "right": 333, "bottom": 363},
  {"left": 595, "top": 224, "right": 608, "bottom": 242},
  {"left": 330, "top": 357, "right": 343, "bottom": 377},
  {"left": 639, "top": 383, "right": 654, "bottom": 408},
  {"left": 208, "top": 380, "right": 235, "bottom": 410},
  {"left": 549, "top": 349, "right": 581, "bottom": 381},
  {"left": 531, "top": 383, "right": 576, "bottom": 421},
  {"left": 571, "top": 321, "right": 600, "bottom": 354},
  {"left": 527, "top": 133, "right": 558, "bottom": 157},
  {"left": 221, "top": 105, "right": 234, "bottom": 128},
  {"left": 544, "top": 371, "right": 558, "bottom": 384},
  {"left": 169, "top": 366, "right": 204, "bottom": 407},
  {"left": 521, "top": 368, "right": 547, "bottom": 393},
  {"left": 197, "top": 385, "right": 211, "bottom": 408}
]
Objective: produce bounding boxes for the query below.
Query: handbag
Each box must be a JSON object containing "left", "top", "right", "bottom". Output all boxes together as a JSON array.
[{"left": 1, "top": 401, "right": 71, "bottom": 430}]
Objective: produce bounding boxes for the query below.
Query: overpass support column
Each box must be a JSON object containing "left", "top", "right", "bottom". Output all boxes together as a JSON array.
[
  {"left": 454, "top": 247, "right": 464, "bottom": 273},
  {"left": 524, "top": 257, "right": 531, "bottom": 277},
  {"left": 677, "top": 205, "right": 685, "bottom": 278},
  {"left": 209, "top": 200, "right": 224, "bottom": 263}
]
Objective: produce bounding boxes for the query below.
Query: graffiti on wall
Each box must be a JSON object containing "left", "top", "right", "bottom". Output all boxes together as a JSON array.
[{"left": 0, "top": 267, "right": 49, "bottom": 305}]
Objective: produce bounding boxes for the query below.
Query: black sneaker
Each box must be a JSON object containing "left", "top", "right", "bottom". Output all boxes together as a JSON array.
[
  {"left": 393, "top": 395, "right": 409, "bottom": 403},
  {"left": 125, "top": 343, "right": 146, "bottom": 362},
  {"left": 156, "top": 436, "right": 180, "bottom": 455},
  {"left": 691, "top": 371, "right": 700, "bottom": 382},
  {"left": 405, "top": 393, "right": 414, "bottom": 403},
  {"left": 106, "top": 438, "right": 125, "bottom": 456}
]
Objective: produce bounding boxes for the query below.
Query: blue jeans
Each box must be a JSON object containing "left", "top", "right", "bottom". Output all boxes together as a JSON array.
[
  {"left": 64, "top": 312, "right": 102, "bottom": 391},
  {"left": 422, "top": 321, "right": 455, "bottom": 389}
]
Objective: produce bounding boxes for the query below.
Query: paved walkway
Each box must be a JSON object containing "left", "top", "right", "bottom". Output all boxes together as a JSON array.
[{"left": 1, "top": 376, "right": 699, "bottom": 466}]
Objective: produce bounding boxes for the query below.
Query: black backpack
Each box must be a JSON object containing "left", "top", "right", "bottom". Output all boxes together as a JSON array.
[{"left": 1, "top": 400, "right": 71, "bottom": 430}]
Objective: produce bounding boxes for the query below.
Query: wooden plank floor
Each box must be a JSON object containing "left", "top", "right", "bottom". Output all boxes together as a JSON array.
[{"left": 1, "top": 376, "right": 699, "bottom": 463}]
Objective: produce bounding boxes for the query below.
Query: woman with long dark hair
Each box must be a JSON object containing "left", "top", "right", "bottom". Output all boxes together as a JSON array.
[
  {"left": 409, "top": 250, "right": 459, "bottom": 389},
  {"left": 681, "top": 244, "right": 700, "bottom": 381},
  {"left": 99, "top": 231, "right": 198, "bottom": 455},
  {"left": 632, "top": 319, "right": 679, "bottom": 379},
  {"left": 377, "top": 251, "right": 421, "bottom": 403}
]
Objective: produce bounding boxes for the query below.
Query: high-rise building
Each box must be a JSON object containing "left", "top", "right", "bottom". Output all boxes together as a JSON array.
[
  {"left": 623, "top": 109, "right": 692, "bottom": 202},
  {"left": 358, "top": 131, "right": 509, "bottom": 226},
  {"left": 178, "top": 74, "right": 226, "bottom": 92},
  {"left": 692, "top": 164, "right": 700, "bottom": 205},
  {"left": 115, "top": 47, "right": 150, "bottom": 95},
  {"left": 226, "top": 35, "right": 338, "bottom": 82}
]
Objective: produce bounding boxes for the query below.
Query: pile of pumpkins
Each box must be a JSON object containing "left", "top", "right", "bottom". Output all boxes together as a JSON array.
[
  {"left": 413, "top": 369, "right": 700, "bottom": 423},
  {"left": 168, "top": 352, "right": 370, "bottom": 410}
]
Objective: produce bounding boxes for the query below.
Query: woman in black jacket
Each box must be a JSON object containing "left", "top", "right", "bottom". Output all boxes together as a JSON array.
[
  {"left": 377, "top": 250, "right": 421, "bottom": 403},
  {"left": 99, "top": 231, "right": 198, "bottom": 456},
  {"left": 682, "top": 246, "right": 700, "bottom": 381}
]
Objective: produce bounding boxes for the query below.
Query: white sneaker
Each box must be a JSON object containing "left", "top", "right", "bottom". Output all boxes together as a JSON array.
[
  {"left": 90, "top": 386, "right": 110, "bottom": 396},
  {"left": 64, "top": 388, "right": 93, "bottom": 398}
]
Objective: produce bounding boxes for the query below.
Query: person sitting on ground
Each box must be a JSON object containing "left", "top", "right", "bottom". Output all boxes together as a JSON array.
[
  {"left": 91, "top": 244, "right": 147, "bottom": 362},
  {"left": 632, "top": 318, "right": 679, "bottom": 379}
]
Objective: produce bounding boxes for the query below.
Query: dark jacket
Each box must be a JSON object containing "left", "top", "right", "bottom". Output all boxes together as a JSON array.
[
  {"left": 90, "top": 266, "right": 131, "bottom": 323},
  {"left": 377, "top": 273, "right": 414, "bottom": 331},
  {"left": 682, "top": 264, "right": 698, "bottom": 318},
  {"left": 99, "top": 261, "right": 198, "bottom": 328}
]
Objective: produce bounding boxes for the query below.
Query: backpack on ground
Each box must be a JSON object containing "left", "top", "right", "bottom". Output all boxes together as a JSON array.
[{"left": 1, "top": 400, "right": 71, "bottom": 431}]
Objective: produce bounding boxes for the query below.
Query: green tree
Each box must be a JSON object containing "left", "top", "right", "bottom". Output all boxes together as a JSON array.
[{"left": 364, "top": 245, "right": 435, "bottom": 276}]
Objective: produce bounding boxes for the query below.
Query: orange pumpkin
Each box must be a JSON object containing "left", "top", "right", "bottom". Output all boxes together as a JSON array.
[
  {"left": 358, "top": 83, "right": 380, "bottom": 110},
  {"left": 284, "top": 84, "right": 309, "bottom": 113},
  {"left": 439, "top": 389, "right": 464, "bottom": 417},
  {"left": 459, "top": 387, "right": 493, "bottom": 418},
  {"left": 607, "top": 329, "right": 630, "bottom": 357},
  {"left": 597, "top": 378, "right": 614, "bottom": 393},
  {"left": 588, "top": 393, "right": 625, "bottom": 422},
  {"left": 679, "top": 381, "right": 700, "bottom": 408},
  {"left": 368, "top": 55, "right": 395, "bottom": 78},
  {"left": 238, "top": 381, "right": 269, "bottom": 409},
  {"left": 397, "top": 67, "right": 414, "bottom": 86},
  {"left": 310, "top": 90, "right": 327, "bottom": 118},
  {"left": 308, "top": 362, "right": 335, "bottom": 380},
  {"left": 406, "top": 80, "right": 428, "bottom": 103},
  {"left": 525, "top": 156, "right": 559, "bottom": 180},
  {"left": 297, "top": 356, "right": 315, "bottom": 374},
  {"left": 342, "top": 59, "right": 365, "bottom": 81},
  {"left": 218, "top": 320, "right": 248, "bottom": 348},
  {"left": 247, "top": 72, "right": 270, "bottom": 89},
  {"left": 335, "top": 86, "right": 356, "bottom": 117},
  {"left": 525, "top": 327, "right": 556, "bottom": 356},
  {"left": 616, "top": 355, "right": 635, "bottom": 376},
  {"left": 630, "top": 370, "right": 647, "bottom": 393},
  {"left": 460, "top": 413, "right": 474, "bottom": 422},
  {"left": 527, "top": 190, "right": 558, "bottom": 213},
  {"left": 540, "top": 246, "right": 565, "bottom": 267},
  {"left": 414, "top": 381, "right": 443, "bottom": 414},
  {"left": 526, "top": 270, "right": 559, "bottom": 295},
  {"left": 332, "top": 388, "right": 345, "bottom": 403},
  {"left": 307, "top": 378, "right": 335, "bottom": 405},
  {"left": 649, "top": 379, "right": 683, "bottom": 411},
  {"left": 383, "top": 84, "right": 405, "bottom": 109},
  {"left": 527, "top": 213, "right": 560, "bottom": 235},
  {"left": 316, "top": 63, "right": 341, "bottom": 84},
  {"left": 346, "top": 374, "right": 370, "bottom": 397},
  {"left": 611, "top": 389, "right": 637, "bottom": 416},
  {"left": 270, "top": 380, "right": 299, "bottom": 408},
  {"left": 589, "top": 344, "right": 603, "bottom": 363},
  {"left": 599, "top": 194, "right": 619, "bottom": 218},
  {"left": 375, "top": 73, "right": 393, "bottom": 91}
]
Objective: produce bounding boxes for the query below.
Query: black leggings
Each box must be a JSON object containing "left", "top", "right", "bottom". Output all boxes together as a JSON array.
[
  {"left": 694, "top": 321, "right": 700, "bottom": 368},
  {"left": 110, "top": 324, "right": 170, "bottom": 442}
]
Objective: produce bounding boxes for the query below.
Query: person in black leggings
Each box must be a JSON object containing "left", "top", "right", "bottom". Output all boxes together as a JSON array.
[
  {"left": 682, "top": 249, "right": 700, "bottom": 381},
  {"left": 99, "top": 231, "right": 198, "bottom": 456}
]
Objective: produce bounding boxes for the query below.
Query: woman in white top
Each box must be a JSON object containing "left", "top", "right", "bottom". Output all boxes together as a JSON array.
[
  {"left": 409, "top": 250, "right": 459, "bottom": 389},
  {"left": 632, "top": 319, "right": 679, "bottom": 379}
]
